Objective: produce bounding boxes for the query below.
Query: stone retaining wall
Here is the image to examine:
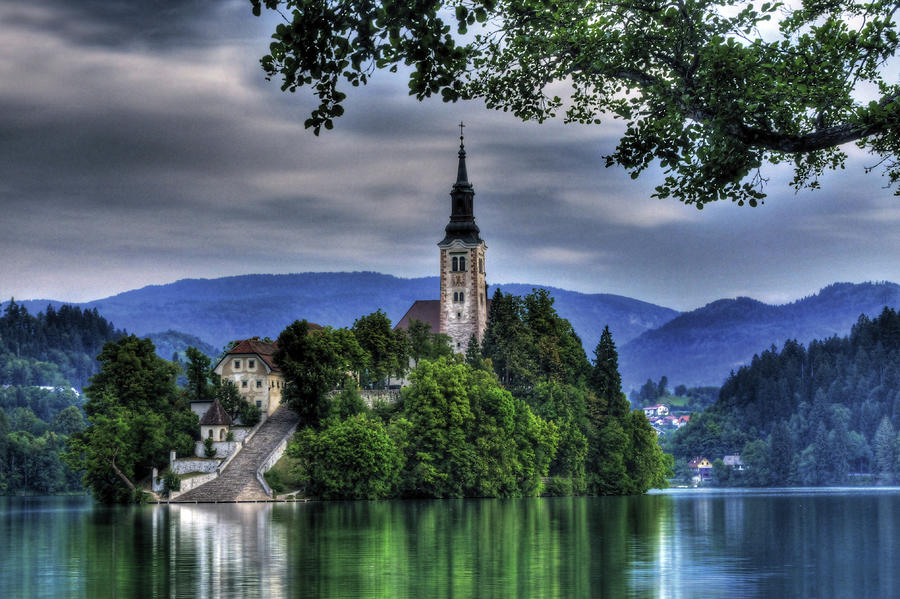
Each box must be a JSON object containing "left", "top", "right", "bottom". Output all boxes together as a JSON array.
[
  {"left": 257, "top": 421, "right": 299, "bottom": 497},
  {"left": 171, "top": 458, "right": 221, "bottom": 475},
  {"left": 194, "top": 440, "right": 239, "bottom": 459},
  {"left": 358, "top": 389, "right": 401, "bottom": 407}
]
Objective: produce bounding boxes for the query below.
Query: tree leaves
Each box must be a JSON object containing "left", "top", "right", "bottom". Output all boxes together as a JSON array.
[{"left": 252, "top": 0, "right": 900, "bottom": 205}]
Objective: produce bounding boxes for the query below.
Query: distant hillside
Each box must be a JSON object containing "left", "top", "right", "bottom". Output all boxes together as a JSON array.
[
  {"left": 12, "top": 273, "right": 679, "bottom": 353},
  {"left": 146, "top": 330, "right": 219, "bottom": 361},
  {"left": 619, "top": 282, "right": 900, "bottom": 390}
]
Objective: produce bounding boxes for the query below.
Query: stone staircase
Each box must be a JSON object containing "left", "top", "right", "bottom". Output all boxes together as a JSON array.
[{"left": 172, "top": 407, "right": 299, "bottom": 502}]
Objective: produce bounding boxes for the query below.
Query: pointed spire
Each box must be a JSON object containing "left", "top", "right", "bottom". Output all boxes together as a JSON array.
[
  {"left": 440, "top": 122, "right": 481, "bottom": 246},
  {"left": 456, "top": 121, "right": 470, "bottom": 187}
]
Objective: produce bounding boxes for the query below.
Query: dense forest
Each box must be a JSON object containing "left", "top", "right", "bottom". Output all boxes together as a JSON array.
[
  {"left": 0, "top": 301, "right": 125, "bottom": 495},
  {"left": 0, "top": 299, "right": 123, "bottom": 389},
  {"left": 667, "top": 307, "right": 900, "bottom": 485},
  {"left": 271, "top": 288, "right": 671, "bottom": 500}
]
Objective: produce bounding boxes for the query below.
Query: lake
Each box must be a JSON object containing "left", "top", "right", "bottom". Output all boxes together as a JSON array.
[{"left": 2, "top": 489, "right": 899, "bottom": 598}]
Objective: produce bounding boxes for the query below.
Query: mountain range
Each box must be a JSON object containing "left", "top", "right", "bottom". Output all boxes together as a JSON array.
[{"left": 11, "top": 275, "right": 900, "bottom": 391}]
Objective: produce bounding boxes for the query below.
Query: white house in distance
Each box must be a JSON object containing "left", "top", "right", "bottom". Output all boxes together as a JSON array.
[{"left": 643, "top": 404, "right": 670, "bottom": 418}]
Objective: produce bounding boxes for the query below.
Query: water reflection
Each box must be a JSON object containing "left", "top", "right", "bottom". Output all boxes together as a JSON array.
[{"left": 2, "top": 490, "right": 900, "bottom": 598}]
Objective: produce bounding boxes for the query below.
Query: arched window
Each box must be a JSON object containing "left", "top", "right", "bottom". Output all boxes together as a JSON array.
[
  {"left": 452, "top": 256, "right": 458, "bottom": 271},
  {"left": 459, "top": 257, "right": 466, "bottom": 271},
  {"left": 459, "top": 291, "right": 465, "bottom": 302},
  {"left": 220, "top": 429, "right": 226, "bottom": 441}
]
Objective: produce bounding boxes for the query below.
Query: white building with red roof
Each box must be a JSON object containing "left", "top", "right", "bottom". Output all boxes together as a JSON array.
[{"left": 213, "top": 336, "right": 288, "bottom": 416}]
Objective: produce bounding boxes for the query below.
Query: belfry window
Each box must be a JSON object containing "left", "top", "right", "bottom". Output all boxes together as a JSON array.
[
  {"left": 459, "top": 257, "right": 466, "bottom": 271},
  {"left": 451, "top": 255, "right": 467, "bottom": 272},
  {"left": 452, "top": 257, "right": 458, "bottom": 271}
]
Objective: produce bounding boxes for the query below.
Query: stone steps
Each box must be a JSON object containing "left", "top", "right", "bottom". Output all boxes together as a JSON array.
[{"left": 173, "top": 407, "right": 299, "bottom": 502}]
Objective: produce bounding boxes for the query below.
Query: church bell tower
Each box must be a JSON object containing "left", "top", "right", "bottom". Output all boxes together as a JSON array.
[{"left": 439, "top": 124, "right": 487, "bottom": 352}]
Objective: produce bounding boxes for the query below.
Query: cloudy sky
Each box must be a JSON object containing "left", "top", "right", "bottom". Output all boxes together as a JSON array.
[{"left": 2, "top": 0, "right": 899, "bottom": 312}]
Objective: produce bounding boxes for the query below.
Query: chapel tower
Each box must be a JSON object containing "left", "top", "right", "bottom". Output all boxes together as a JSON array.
[{"left": 439, "top": 125, "right": 488, "bottom": 351}]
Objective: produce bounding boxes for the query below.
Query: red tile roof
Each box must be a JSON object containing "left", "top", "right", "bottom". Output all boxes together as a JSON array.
[
  {"left": 221, "top": 326, "right": 323, "bottom": 372},
  {"left": 394, "top": 300, "right": 441, "bottom": 333},
  {"left": 226, "top": 337, "right": 280, "bottom": 371},
  {"left": 200, "top": 399, "right": 233, "bottom": 426}
]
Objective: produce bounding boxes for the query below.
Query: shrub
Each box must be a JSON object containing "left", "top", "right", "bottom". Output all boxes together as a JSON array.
[
  {"left": 203, "top": 437, "right": 217, "bottom": 458},
  {"left": 161, "top": 469, "right": 181, "bottom": 497}
]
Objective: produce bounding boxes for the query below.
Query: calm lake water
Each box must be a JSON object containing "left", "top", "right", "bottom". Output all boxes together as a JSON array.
[{"left": 2, "top": 489, "right": 899, "bottom": 598}]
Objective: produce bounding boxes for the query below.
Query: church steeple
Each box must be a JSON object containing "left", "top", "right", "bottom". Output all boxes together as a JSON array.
[
  {"left": 440, "top": 122, "right": 482, "bottom": 246},
  {"left": 438, "top": 124, "right": 488, "bottom": 351}
]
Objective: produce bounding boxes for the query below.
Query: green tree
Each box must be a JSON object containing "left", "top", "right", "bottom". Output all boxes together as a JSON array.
[
  {"left": 768, "top": 421, "right": 793, "bottom": 486},
  {"left": 400, "top": 357, "right": 556, "bottom": 497},
  {"left": 252, "top": 0, "right": 900, "bottom": 206},
  {"left": 874, "top": 416, "right": 896, "bottom": 483},
  {"left": 482, "top": 289, "right": 533, "bottom": 390},
  {"left": 276, "top": 321, "right": 365, "bottom": 428},
  {"left": 352, "top": 310, "right": 407, "bottom": 388},
  {"left": 212, "top": 375, "right": 244, "bottom": 420},
  {"left": 184, "top": 346, "right": 212, "bottom": 402},
  {"left": 289, "top": 414, "right": 404, "bottom": 499},
  {"left": 63, "top": 335, "right": 198, "bottom": 503},
  {"left": 406, "top": 319, "right": 453, "bottom": 367},
  {"left": 587, "top": 327, "right": 670, "bottom": 494},
  {"left": 465, "top": 334, "right": 485, "bottom": 370},
  {"left": 52, "top": 405, "right": 85, "bottom": 436},
  {"left": 589, "top": 326, "right": 629, "bottom": 419},
  {"left": 740, "top": 439, "right": 772, "bottom": 486}
]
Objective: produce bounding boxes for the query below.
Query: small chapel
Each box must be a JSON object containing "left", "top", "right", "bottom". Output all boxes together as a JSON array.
[{"left": 395, "top": 125, "right": 489, "bottom": 351}]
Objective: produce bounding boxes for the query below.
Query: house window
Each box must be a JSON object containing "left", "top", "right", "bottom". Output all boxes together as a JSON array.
[
  {"left": 256, "top": 380, "right": 262, "bottom": 388},
  {"left": 241, "top": 380, "right": 248, "bottom": 388},
  {"left": 256, "top": 400, "right": 262, "bottom": 408},
  {"left": 207, "top": 429, "right": 213, "bottom": 438},
  {"left": 248, "top": 359, "right": 255, "bottom": 369},
  {"left": 233, "top": 359, "right": 241, "bottom": 369}
]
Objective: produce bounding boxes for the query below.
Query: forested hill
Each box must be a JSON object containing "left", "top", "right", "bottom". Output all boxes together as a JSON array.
[
  {"left": 0, "top": 301, "right": 123, "bottom": 388},
  {"left": 12, "top": 273, "right": 680, "bottom": 352},
  {"left": 668, "top": 307, "right": 900, "bottom": 485},
  {"left": 619, "top": 282, "right": 900, "bottom": 388}
]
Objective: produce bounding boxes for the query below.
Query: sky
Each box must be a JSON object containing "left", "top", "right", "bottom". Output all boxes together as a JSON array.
[{"left": 3, "top": 1, "right": 900, "bottom": 312}]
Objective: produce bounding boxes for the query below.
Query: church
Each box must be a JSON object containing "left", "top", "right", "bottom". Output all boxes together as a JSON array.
[{"left": 395, "top": 126, "right": 489, "bottom": 351}]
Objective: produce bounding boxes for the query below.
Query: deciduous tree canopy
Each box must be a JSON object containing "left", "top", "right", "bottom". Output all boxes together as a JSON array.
[{"left": 251, "top": 0, "right": 900, "bottom": 206}]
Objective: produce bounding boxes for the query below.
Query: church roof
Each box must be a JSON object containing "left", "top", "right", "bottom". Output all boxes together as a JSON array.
[
  {"left": 394, "top": 299, "right": 492, "bottom": 334},
  {"left": 394, "top": 300, "right": 440, "bottom": 332},
  {"left": 200, "top": 399, "right": 232, "bottom": 426}
]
